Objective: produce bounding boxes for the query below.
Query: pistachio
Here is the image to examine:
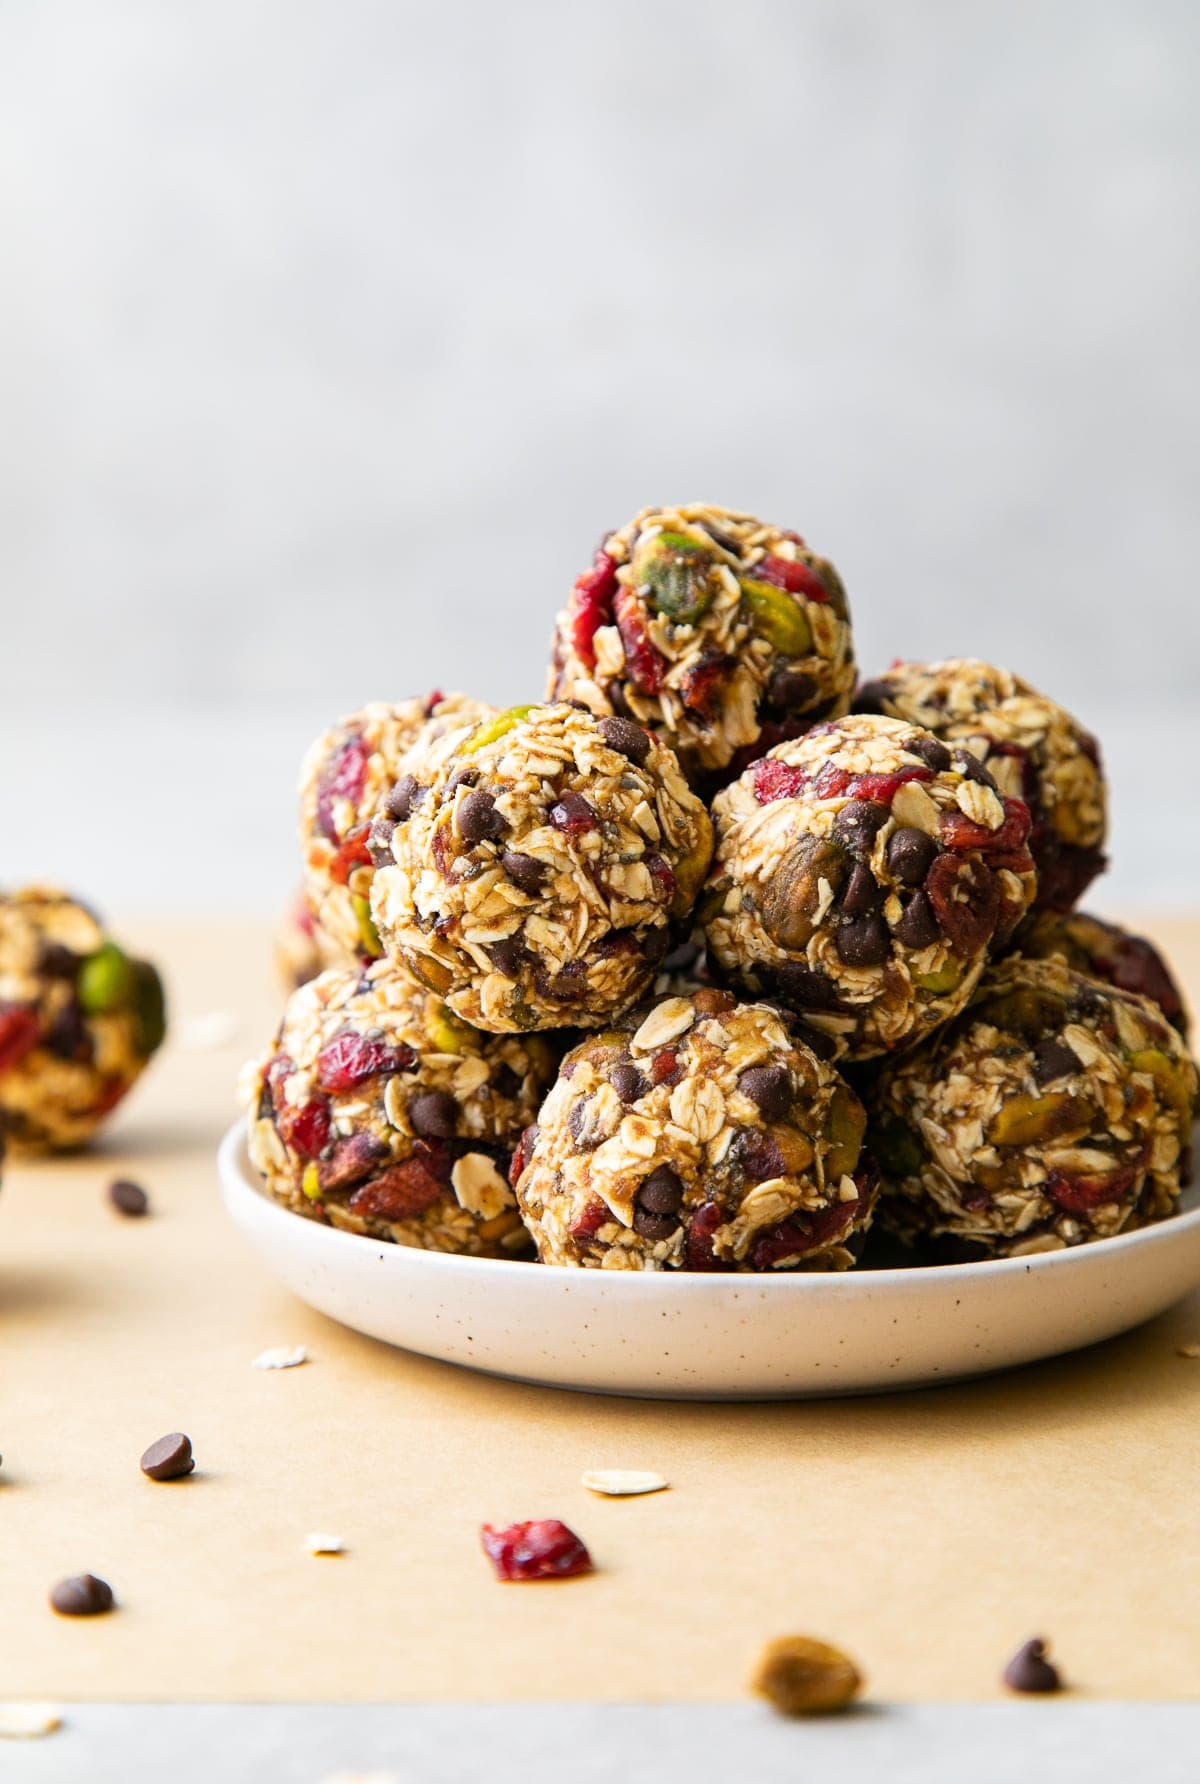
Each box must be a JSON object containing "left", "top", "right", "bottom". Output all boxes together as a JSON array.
[
  {"left": 129, "top": 958, "right": 167, "bottom": 1054},
  {"left": 461, "top": 705, "right": 534, "bottom": 755},
  {"left": 77, "top": 942, "right": 133, "bottom": 1014},
  {"left": 631, "top": 529, "right": 718, "bottom": 623},
  {"left": 739, "top": 578, "right": 813, "bottom": 655},
  {"left": 824, "top": 1084, "right": 866, "bottom": 1181},
  {"left": 301, "top": 1163, "right": 321, "bottom": 1200},
  {"left": 1130, "top": 1048, "right": 1195, "bottom": 1122},
  {"left": 987, "top": 1091, "right": 1094, "bottom": 1148},
  {"left": 760, "top": 835, "right": 848, "bottom": 952},
  {"left": 914, "top": 959, "right": 964, "bottom": 994},
  {"left": 750, "top": 1634, "right": 863, "bottom": 1716},
  {"left": 425, "top": 1000, "right": 473, "bottom": 1055},
  {"left": 351, "top": 895, "right": 383, "bottom": 957}
]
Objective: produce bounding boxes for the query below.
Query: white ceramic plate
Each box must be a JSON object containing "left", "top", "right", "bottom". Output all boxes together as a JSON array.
[{"left": 219, "top": 1118, "right": 1200, "bottom": 1400}]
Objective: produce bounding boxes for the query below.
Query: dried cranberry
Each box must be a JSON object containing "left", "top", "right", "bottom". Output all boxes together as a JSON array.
[
  {"left": 315, "top": 734, "right": 369, "bottom": 843},
  {"left": 348, "top": 1155, "right": 445, "bottom": 1220},
  {"left": 750, "top": 1194, "right": 858, "bottom": 1270},
  {"left": 813, "top": 764, "right": 933, "bottom": 805},
  {"left": 328, "top": 826, "right": 373, "bottom": 886},
  {"left": 550, "top": 792, "right": 599, "bottom": 835},
  {"left": 613, "top": 587, "right": 666, "bottom": 694},
  {"left": 649, "top": 1047, "right": 683, "bottom": 1087},
  {"left": 508, "top": 1123, "right": 538, "bottom": 1187},
  {"left": 736, "top": 1133, "right": 786, "bottom": 1183},
  {"left": 319, "top": 1131, "right": 389, "bottom": 1192},
  {"left": 568, "top": 551, "right": 619, "bottom": 671},
  {"left": 686, "top": 1200, "right": 732, "bottom": 1271},
  {"left": 569, "top": 1197, "right": 609, "bottom": 1239},
  {"left": 753, "top": 757, "right": 809, "bottom": 805},
  {"left": 925, "top": 855, "right": 1001, "bottom": 956},
  {"left": 480, "top": 1519, "right": 592, "bottom": 1582},
  {"left": 754, "top": 554, "right": 830, "bottom": 602},
  {"left": 277, "top": 1094, "right": 332, "bottom": 1161},
  {"left": 680, "top": 653, "right": 729, "bottom": 717},
  {"left": 316, "top": 1028, "right": 417, "bottom": 1093},
  {"left": 1046, "top": 1162, "right": 1138, "bottom": 1216},
  {"left": 645, "top": 854, "right": 676, "bottom": 902},
  {"left": 940, "top": 797, "right": 1032, "bottom": 857},
  {"left": 0, "top": 1005, "right": 41, "bottom": 1073}
]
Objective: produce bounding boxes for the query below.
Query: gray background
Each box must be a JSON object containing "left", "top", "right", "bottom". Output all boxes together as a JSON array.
[{"left": 1, "top": 0, "right": 1198, "bottom": 912}]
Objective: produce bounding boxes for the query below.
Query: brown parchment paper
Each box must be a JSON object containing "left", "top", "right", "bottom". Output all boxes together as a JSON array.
[{"left": 1, "top": 917, "right": 1198, "bottom": 1703}]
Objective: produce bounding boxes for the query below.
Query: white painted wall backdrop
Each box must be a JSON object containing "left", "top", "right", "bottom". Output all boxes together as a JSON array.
[{"left": 1, "top": 0, "right": 1197, "bottom": 912}]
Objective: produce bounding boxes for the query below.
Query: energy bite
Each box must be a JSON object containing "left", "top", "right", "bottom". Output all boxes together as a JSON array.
[
  {"left": 869, "top": 955, "right": 1197, "bottom": 1259},
  {"left": 511, "top": 989, "right": 877, "bottom": 1271},
  {"left": 274, "top": 889, "right": 350, "bottom": 992},
  {"left": 854, "top": 659, "right": 1105, "bottom": 911},
  {"left": 1017, "top": 908, "right": 1190, "bottom": 1039},
  {"left": 702, "top": 715, "right": 1038, "bottom": 1060},
  {"left": 548, "top": 504, "right": 856, "bottom": 783},
  {"left": 370, "top": 703, "right": 713, "bottom": 1032},
  {"left": 244, "top": 962, "right": 556, "bottom": 1255},
  {"left": 300, "top": 691, "right": 493, "bottom": 962},
  {"left": 0, "top": 887, "right": 166, "bottom": 1151}
]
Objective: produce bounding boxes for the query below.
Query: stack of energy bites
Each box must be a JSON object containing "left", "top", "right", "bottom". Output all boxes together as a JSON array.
[{"left": 251, "top": 503, "right": 1197, "bottom": 1270}]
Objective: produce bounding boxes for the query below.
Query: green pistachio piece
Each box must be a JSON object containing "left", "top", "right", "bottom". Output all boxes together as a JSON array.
[
  {"left": 461, "top": 706, "right": 534, "bottom": 755},
  {"left": 631, "top": 530, "right": 718, "bottom": 624},
  {"left": 301, "top": 1163, "right": 321, "bottom": 1201},
  {"left": 987, "top": 1091, "right": 1093, "bottom": 1148},
  {"left": 739, "top": 579, "right": 813, "bottom": 655},
  {"left": 872, "top": 1118, "right": 925, "bottom": 1179},
  {"left": 824, "top": 1084, "right": 866, "bottom": 1182},
  {"left": 78, "top": 942, "right": 134, "bottom": 1015},
  {"left": 914, "top": 960, "right": 964, "bottom": 994},
  {"left": 425, "top": 999, "right": 473, "bottom": 1055},
  {"left": 1130, "top": 1048, "right": 1194, "bottom": 1122},
  {"left": 129, "top": 959, "right": 167, "bottom": 1056},
  {"left": 760, "top": 835, "right": 849, "bottom": 952},
  {"left": 351, "top": 895, "right": 383, "bottom": 958}
]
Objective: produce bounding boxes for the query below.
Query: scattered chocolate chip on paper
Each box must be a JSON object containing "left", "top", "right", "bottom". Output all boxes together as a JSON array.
[
  {"left": 108, "top": 1177, "right": 149, "bottom": 1217},
  {"left": 49, "top": 1574, "right": 115, "bottom": 1618},
  {"left": 140, "top": 1432, "right": 195, "bottom": 1481},
  {"left": 1003, "top": 1637, "right": 1063, "bottom": 1693}
]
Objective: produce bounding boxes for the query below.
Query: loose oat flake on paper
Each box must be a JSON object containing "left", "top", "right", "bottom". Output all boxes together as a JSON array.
[
  {"left": 306, "top": 1532, "right": 346, "bottom": 1555},
  {"left": 251, "top": 1345, "right": 308, "bottom": 1370},
  {"left": 581, "top": 1469, "right": 669, "bottom": 1497},
  {"left": 0, "top": 1703, "right": 63, "bottom": 1739}
]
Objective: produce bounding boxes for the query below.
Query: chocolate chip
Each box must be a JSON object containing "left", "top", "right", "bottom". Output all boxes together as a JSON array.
[
  {"left": 386, "top": 775, "right": 420, "bottom": 821},
  {"left": 768, "top": 668, "right": 815, "bottom": 710},
  {"left": 892, "top": 890, "right": 940, "bottom": 950},
  {"left": 458, "top": 789, "right": 506, "bottom": 843},
  {"left": 501, "top": 850, "right": 546, "bottom": 893},
  {"left": 633, "top": 1205, "right": 679, "bottom": 1241},
  {"left": 43, "top": 1003, "right": 91, "bottom": 1061},
  {"left": 487, "top": 935, "right": 526, "bottom": 977},
  {"left": 140, "top": 1432, "right": 194, "bottom": 1482},
  {"left": 445, "top": 765, "right": 480, "bottom": 796},
  {"left": 776, "top": 962, "right": 843, "bottom": 1010},
  {"left": 367, "top": 816, "right": 396, "bottom": 866},
  {"left": 905, "top": 735, "right": 952, "bottom": 773},
  {"left": 108, "top": 1178, "right": 149, "bottom": 1217},
  {"left": 886, "top": 826, "right": 936, "bottom": 887},
  {"left": 738, "top": 1064, "right": 792, "bottom": 1120},
  {"left": 569, "top": 1098, "right": 602, "bottom": 1147},
  {"left": 852, "top": 678, "right": 893, "bottom": 715},
  {"left": 50, "top": 1574, "right": 114, "bottom": 1617},
  {"left": 598, "top": 715, "right": 650, "bottom": 763},
  {"left": 952, "top": 747, "right": 996, "bottom": 788},
  {"left": 1033, "top": 1039, "right": 1079, "bottom": 1085},
  {"left": 835, "top": 913, "right": 891, "bottom": 968},
  {"left": 492, "top": 1063, "right": 521, "bottom": 1099},
  {"left": 1003, "top": 1638, "right": 1062, "bottom": 1694},
  {"left": 831, "top": 801, "right": 889, "bottom": 859},
  {"left": 39, "top": 941, "right": 78, "bottom": 977},
  {"left": 610, "top": 1061, "right": 644, "bottom": 1103},
  {"left": 839, "top": 862, "right": 882, "bottom": 915},
  {"left": 539, "top": 959, "right": 589, "bottom": 1002},
  {"left": 637, "top": 1165, "right": 685, "bottom": 1215},
  {"left": 408, "top": 1090, "right": 459, "bottom": 1138},
  {"left": 736, "top": 1132, "right": 786, "bottom": 1183}
]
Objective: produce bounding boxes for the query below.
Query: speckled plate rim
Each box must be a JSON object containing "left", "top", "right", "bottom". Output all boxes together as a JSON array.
[{"left": 218, "top": 1116, "right": 1200, "bottom": 1296}]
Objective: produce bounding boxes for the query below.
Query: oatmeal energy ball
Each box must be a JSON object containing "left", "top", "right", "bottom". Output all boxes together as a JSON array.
[
  {"left": 548, "top": 504, "right": 856, "bottom": 783},
  {"left": 854, "top": 659, "right": 1106, "bottom": 911},
  {"left": 244, "top": 962, "right": 556, "bottom": 1256},
  {"left": 512, "top": 989, "right": 877, "bottom": 1271},
  {"left": 869, "top": 955, "right": 1197, "bottom": 1258},
  {"left": 300, "top": 691, "right": 493, "bottom": 962},
  {"left": 274, "top": 889, "right": 349, "bottom": 993},
  {"left": 703, "top": 714, "right": 1039, "bottom": 1059},
  {"left": 0, "top": 887, "right": 166, "bottom": 1151},
  {"left": 1018, "top": 908, "right": 1190, "bottom": 1040},
  {"left": 370, "top": 702, "right": 714, "bottom": 1032}
]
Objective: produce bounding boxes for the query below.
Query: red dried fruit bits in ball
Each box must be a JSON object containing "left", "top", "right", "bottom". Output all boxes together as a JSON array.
[{"left": 480, "top": 1519, "right": 592, "bottom": 1582}]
